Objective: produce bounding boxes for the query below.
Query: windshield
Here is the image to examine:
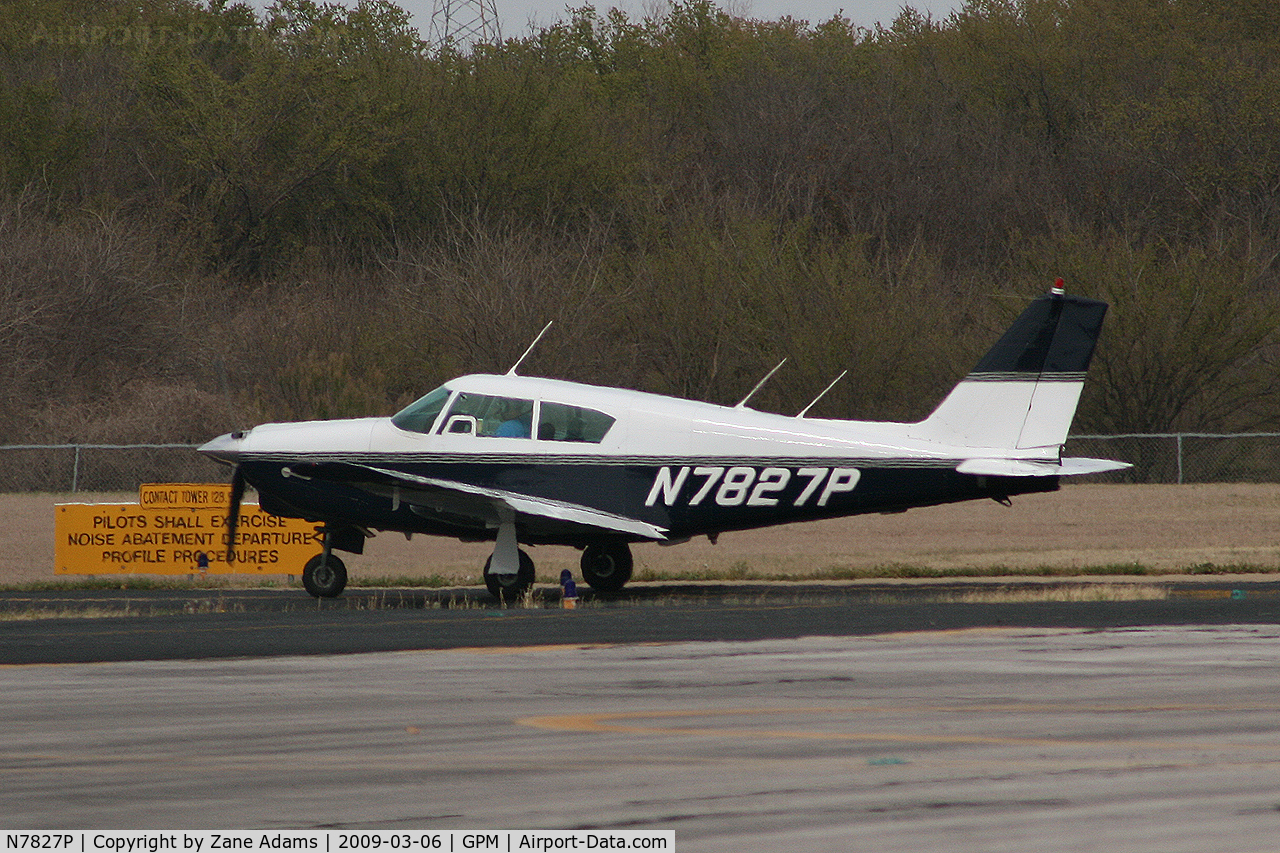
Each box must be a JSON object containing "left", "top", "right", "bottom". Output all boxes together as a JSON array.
[{"left": 391, "top": 385, "right": 451, "bottom": 434}]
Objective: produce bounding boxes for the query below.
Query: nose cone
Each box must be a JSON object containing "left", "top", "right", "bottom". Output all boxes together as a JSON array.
[
  {"left": 198, "top": 429, "right": 248, "bottom": 462},
  {"left": 198, "top": 418, "right": 379, "bottom": 461}
]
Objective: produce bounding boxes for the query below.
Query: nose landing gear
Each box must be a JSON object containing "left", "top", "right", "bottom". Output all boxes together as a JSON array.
[
  {"left": 302, "top": 552, "right": 348, "bottom": 597},
  {"left": 301, "top": 526, "right": 354, "bottom": 598}
]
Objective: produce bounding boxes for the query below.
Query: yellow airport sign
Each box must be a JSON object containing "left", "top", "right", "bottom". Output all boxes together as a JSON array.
[{"left": 55, "top": 501, "right": 323, "bottom": 575}]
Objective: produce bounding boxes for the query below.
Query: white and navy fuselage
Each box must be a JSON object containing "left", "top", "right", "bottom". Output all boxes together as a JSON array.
[{"left": 200, "top": 291, "right": 1128, "bottom": 556}]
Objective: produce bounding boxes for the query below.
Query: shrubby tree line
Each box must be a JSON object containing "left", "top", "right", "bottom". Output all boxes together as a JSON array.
[{"left": 2, "top": 0, "right": 1279, "bottom": 444}]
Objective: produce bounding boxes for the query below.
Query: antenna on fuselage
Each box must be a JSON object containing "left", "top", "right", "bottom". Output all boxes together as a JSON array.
[
  {"left": 734, "top": 359, "right": 787, "bottom": 409},
  {"left": 796, "top": 369, "right": 848, "bottom": 418},
  {"left": 506, "top": 321, "right": 553, "bottom": 376}
]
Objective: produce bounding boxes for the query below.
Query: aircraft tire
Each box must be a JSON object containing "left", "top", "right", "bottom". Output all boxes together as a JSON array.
[
  {"left": 484, "top": 549, "right": 535, "bottom": 602},
  {"left": 302, "top": 553, "right": 347, "bottom": 598},
  {"left": 580, "top": 544, "right": 632, "bottom": 593}
]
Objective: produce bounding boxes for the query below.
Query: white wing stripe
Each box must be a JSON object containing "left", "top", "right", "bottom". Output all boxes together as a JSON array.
[{"left": 361, "top": 465, "right": 668, "bottom": 540}]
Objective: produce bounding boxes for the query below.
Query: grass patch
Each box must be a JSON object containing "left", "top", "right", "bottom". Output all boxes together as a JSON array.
[
  {"left": 4, "top": 577, "right": 293, "bottom": 592},
  {"left": 4, "top": 561, "right": 1279, "bottom": 594},
  {"left": 810, "top": 563, "right": 1157, "bottom": 580},
  {"left": 349, "top": 574, "right": 459, "bottom": 589},
  {"left": 634, "top": 560, "right": 1280, "bottom": 584},
  {"left": 0, "top": 594, "right": 247, "bottom": 620},
  {"left": 0, "top": 607, "right": 155, "bottom": 621},
  {"left": 939, "top": 584, "right": 1170, "bottom": 604},
  {"left": 812, "top": 562, "right": 1280, "bottom": 580}
]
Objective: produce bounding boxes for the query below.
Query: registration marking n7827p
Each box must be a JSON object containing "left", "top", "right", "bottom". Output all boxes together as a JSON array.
[{"left": 644, "top": 466, "right": 861, "bottom": 508}]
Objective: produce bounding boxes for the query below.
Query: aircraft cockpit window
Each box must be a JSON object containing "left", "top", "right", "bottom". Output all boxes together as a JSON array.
[
  {"left": 444, "top": 393, "right": 535, "bottom": 438},
  {"left": 538, "top": 402, "right": 615, "bottom": 443},
  {"left": 391, "top": 385, "right": 451, "bottom": 434}
]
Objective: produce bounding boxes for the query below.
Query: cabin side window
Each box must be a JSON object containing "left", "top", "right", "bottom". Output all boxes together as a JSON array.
[
  {"left": 538, "top": 402, "right": 615, "bottom": 443},
  {"left": 390, "top": 385, "right": 451, "bottom": 434},
  {"left": 442, "top": 393, "right": 535, "bottom": 438}
]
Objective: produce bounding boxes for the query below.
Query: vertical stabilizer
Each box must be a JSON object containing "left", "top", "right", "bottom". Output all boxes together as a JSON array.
[{"left": 912, "top": 289, "right": 1108, "bottom": 451}]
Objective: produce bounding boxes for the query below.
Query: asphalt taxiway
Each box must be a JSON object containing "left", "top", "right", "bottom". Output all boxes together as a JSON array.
[
  {"left": 4, "top": 582, "right": 1280, "bottom": 851},
  {"left": 4, "top": 624, "right": 1280, "bottom": 851},
  {"left": 2, "top": 579, "right": 1280, "bottom": 664}
]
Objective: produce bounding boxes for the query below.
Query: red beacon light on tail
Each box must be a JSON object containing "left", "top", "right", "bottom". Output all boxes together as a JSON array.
[{"left": 1052, "top": 277, "right": 1066, "bottom": 296}]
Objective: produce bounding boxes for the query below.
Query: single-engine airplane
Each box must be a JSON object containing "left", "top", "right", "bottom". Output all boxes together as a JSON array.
[{"left": 200, "top": 283, "right": 1129, "bottom": 600}]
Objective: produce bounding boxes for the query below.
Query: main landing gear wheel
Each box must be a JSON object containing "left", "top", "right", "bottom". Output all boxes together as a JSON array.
[
  {"left": 303, "top": 553, "right": 347, "bottom": 598},
  {"left": 484, "top": 549, "right": 536, "bottom": 602},
  {"left": 580, "top": 543, "right": 633, "bottom": 593}
]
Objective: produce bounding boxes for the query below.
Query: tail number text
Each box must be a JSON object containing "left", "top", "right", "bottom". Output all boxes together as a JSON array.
[{"left": 645, "top": 466, "right": 860, "bottom": 508}]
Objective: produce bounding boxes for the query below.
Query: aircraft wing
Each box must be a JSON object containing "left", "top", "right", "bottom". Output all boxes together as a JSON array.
[{"left": 350, "top": 464, "right": 668, "bottom": 540}]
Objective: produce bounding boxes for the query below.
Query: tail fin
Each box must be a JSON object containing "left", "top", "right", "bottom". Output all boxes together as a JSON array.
[{"left": 913, "top": 287, "right": 1108, "bottom": 451}]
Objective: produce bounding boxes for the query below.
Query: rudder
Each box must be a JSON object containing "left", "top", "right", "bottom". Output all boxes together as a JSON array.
[{"left": 912, "top": 287, "right": 1108, "bottom": 451}]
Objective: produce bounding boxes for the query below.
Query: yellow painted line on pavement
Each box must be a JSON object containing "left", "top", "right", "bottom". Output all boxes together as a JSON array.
[{"left": 518, "top": 705, "right": 1280, "bottom": 751}]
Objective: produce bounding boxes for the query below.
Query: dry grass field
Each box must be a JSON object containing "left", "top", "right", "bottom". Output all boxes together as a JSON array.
[{"left": 7, "top": 483, "right": 1280, "bottom": 587}]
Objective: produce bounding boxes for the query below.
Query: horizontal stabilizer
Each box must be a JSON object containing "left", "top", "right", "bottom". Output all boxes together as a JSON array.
[{"left": 956, "top": 457, "right": 1133, "bottom": 478}]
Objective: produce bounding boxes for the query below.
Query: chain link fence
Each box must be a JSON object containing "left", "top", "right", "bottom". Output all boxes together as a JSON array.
[
  {"left": 3, "top": 435, "right": 1280, "bottom": 492},
  {"left": 0, "top": 444, "right": 227, "bottom": 493},
  {"left": 1065, "top": 434, "right": 1280, "bottom": 484}
]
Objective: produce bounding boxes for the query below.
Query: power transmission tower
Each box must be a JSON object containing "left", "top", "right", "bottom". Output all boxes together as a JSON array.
[{"left": 427, "top": 0, "right": 501, "bottom": 51}]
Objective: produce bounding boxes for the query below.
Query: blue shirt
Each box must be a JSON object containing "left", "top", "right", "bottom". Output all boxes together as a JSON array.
[{"left": 496, "top": 418, "right": 530, "bottom": 438}]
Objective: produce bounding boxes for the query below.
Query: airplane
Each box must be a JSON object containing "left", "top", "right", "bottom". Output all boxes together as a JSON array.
[{"left": 199, "top": 281, "right": 1129, "bottom": 601}]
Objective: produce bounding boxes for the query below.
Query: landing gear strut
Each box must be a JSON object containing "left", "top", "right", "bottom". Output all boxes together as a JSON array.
[
  {"left": 302, "top": 527, "right": 349, "bottom": 598},
  {"left": 580, "top": 543, "right": 633, "bottom": 592}
]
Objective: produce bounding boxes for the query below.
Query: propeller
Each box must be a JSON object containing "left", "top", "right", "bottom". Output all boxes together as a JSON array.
[{"left": 226, "top": 465, "right": 245, "bottom": 563}]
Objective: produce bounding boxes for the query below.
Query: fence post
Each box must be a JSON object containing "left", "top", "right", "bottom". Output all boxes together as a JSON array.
[
  {"left": 72, "top": 445, "right": 81, "bottom": 493},
  {"left": 1176, "top": 434, "right": 1183, "bottom": 485}
]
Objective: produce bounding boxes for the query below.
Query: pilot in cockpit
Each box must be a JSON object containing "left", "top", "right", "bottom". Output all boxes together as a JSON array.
[{"left": 495, "top": 399, "right": 533, "bottom": 438}]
